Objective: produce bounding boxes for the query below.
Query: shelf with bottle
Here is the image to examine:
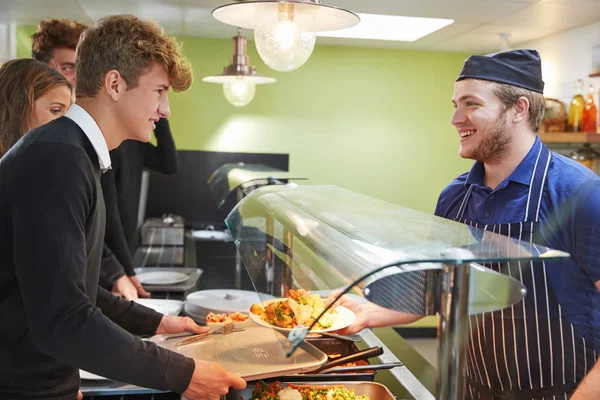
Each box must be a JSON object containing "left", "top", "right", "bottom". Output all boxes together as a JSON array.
[
  {"left": 540, "top": 79, "right": 598, "bottom": 143},
  {"left": 539, "top": 131, "right": 600, "bottom": 144}
]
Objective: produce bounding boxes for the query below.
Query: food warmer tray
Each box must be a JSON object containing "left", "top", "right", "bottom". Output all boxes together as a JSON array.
[{"left": 226, "top": 380, "right": 395, "bottom": 400}]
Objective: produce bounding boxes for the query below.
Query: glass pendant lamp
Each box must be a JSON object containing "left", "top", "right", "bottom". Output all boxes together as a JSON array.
[
  {"left": 203, "top": 30, "right": 276, "bottom": 107},
  {"left": 212, "top": 1, "right": 359, "bottom": 72}
]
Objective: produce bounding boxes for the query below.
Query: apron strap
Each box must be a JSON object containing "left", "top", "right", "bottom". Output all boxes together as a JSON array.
[
  {"left": 524, "top": 144, "right": 551, "bottom": 223},
  {"left": 455, "top": 184, "right": 475, "bottom": 221},
  {"left": 456, "top": 143, "right": 551, "bottom": 224}
]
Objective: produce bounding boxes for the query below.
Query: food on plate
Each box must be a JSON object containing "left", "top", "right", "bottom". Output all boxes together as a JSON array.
[
  {"left": 250, "top": 381, "right": 369, "bottom": 400},
  {"left": 250, "top": 289, "right": 337, "bottom": 330},
  {"left": 205, "top": 311, "right": 249, "bottom": 325}
]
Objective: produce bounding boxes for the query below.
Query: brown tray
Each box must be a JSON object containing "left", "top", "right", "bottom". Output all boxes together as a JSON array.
[
  {"left": 226, "top": 380, "right": 395, "bottom": 399},
  {"left": 150, "top": 327, "right": 327, "bottom": 381}
]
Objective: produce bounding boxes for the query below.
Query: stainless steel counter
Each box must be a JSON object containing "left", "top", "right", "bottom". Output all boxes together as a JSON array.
[{"left": 80, "top": 327, "right": 435, "bottom": 399}]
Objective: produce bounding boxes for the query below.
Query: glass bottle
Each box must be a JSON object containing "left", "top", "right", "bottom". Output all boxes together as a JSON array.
[
  {"left": 582, "top": 84, "right": 597, "bottom": 133},
  {"left": 567, "top": 79, "right": 585, "bottom": 132},
  {"left": 570, "top": 143, "right": 599, "bottom": 171}
]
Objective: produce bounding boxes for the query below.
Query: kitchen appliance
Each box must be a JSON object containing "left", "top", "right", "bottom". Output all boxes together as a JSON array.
[{"left": 141, "top": 214, "right": 185, "bottom": 246}]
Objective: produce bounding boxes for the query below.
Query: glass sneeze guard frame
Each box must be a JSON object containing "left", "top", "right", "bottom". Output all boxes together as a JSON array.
[
  {"left": 225, "top": 184, "right": 569, "bottom": 400},
  {"left": 206, "top": 162, "right": 307, "bottom": 289},
  {"left": 207, "top": 162, "right": 308, "bottom": 208}
]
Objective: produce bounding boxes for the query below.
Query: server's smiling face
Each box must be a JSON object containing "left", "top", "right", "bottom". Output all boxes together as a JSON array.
[{"left": 451, "top": 79, "right": 512, "bottom": 164}]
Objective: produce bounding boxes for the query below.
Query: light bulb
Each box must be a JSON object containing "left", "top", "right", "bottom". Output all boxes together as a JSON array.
[
  {"left": 223, "top": 77, "right": 256, "bottom": 107},
  {"left": 254, "top": 3, "right": 316, "bottom": 72}
]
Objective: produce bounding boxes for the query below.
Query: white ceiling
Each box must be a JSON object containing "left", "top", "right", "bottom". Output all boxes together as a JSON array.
[{"left": 0, "top": 0, "right": 599, "bottom": 53}]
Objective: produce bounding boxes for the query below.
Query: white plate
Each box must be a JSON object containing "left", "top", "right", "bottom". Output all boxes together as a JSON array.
[
  {"left": 248, "top": 298, "right": 356, "bottom": 334},
  {"left": 79, "top": 370, "right": 108, "bottom": 381},
  {"left": 133, "top": 298, "right": 183, "bottom": 316},
  {"left": 137, "top": 271, "right": 189, "bottom": 285}
]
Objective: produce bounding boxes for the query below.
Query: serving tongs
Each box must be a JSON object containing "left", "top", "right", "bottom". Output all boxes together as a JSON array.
[
  {"left": 318, "top": 362, "right": 404, "bottom": 374},
  {"left": 312, "top": 346, "right": 383, "bottom": 373},
  {"left": 175, "top": 322, "right": 243, "bottom": 346}
]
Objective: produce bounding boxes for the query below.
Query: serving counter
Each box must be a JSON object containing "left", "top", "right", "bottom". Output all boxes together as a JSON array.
[{"left": 83, "top": 184, "right": 567, "bottom": 399}]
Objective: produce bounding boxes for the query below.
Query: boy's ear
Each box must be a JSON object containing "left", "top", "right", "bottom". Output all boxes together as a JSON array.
[{"left": 104, "top": 70, "right": 124, "bottom": 102}]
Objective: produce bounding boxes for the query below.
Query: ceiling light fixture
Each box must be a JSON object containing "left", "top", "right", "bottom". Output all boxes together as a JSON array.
[
  {"left": 318, "top": 13, "right": 455, "bottom": 42},
  {"left": 212, "top": 1, "right": 360, "bottom": 72},
  {"left": 203, "top": 30, "right": 276, "bottom": 107}
]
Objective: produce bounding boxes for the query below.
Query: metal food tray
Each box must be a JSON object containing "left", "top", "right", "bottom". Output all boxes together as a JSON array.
[
  {"left": 150, "top": 327, "right": 327, "bottom": 381},
  {"left": 226, "top": 380, "right": 395, "bottom": 400},
  {"left": 133, "top": 246, "right": 184, "bottom": 267},
  {"left": 276, "top": 337, "right": 376, "bottom": 382},
  {"left": 134, "top": 267, "right": 203, "bottom": 292}
]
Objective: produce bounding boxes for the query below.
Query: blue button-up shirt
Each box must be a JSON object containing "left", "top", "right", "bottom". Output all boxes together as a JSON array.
[{"left": 435, "top": 136, "right": 600, "bottom": 351}]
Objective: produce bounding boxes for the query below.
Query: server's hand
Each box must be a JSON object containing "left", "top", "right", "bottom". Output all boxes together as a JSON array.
[
  {"left": 327, "top": 291, "right": 424, "bottom": 334},
  {"left": 327, "top": 291, "right": 368, "bottom": 335},
  {"left": 111, "top": 275, "right": 138, "bottom": 300},
  {"left": 182, "top": 360, "right": 246, "bottom": 400},
  {"left": 155, "top": 316, "right": 207, "bottom": 335}
]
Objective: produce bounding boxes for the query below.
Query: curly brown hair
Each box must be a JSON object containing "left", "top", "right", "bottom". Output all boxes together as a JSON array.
[
  {"left": 31, "top": 18, "right": 88, "bottom": 63},
  {"left": 0, "top": 59, "right": 72, "bottom": 157},
  {"left": 76, "top": 14, "right": 193, "bottom": 98}
]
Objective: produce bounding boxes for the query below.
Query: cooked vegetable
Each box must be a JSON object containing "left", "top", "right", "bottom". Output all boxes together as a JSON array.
[
  {"left": 249, "top": 381, "right": 369, "bottom": 400},
  {"left": 250, "top": 289, "right": 337, "bottom": 330}
]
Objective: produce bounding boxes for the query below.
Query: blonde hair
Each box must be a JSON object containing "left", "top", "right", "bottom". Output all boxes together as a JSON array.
[{"left": 75, "top": 14, "right": 193, "bottom": 98}]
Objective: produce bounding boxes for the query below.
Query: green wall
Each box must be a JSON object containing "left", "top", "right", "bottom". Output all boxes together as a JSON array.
[
  {"left": 175, "top": 38, "right": 473, "bottom": 212},
  {"left": 18, "top": 25, "right": 472, "bottom": 213},
  {"left": 171, "top": 37, "right": 473, "bottom": 213}
]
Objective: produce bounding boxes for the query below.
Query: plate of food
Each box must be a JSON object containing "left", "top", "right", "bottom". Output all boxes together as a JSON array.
[{"left": 249, "top": 289, "right": 356, "bottom": 334}]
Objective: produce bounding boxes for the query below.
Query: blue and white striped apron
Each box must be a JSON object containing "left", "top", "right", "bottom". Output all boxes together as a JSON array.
[{"left": 454, "top": 144, "right": 597, "bottom": 399}]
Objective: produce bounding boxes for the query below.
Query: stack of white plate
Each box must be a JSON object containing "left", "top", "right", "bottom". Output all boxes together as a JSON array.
[
  {"left": 184, "top": 289, "right": 273, "bottom": 324},
  {"left": 136, "top": 271, "right": 189, "bottom": 285},
  {"left": 133, "top": 298, "right": 184, "bottom": 316}
]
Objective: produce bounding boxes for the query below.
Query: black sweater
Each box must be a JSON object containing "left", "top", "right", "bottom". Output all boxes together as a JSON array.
[
  {"left": 0, "top": 118, "right": 193, "bottom": 399},
  {"left": 99, "top": 118, "right": 178, "bottom": 287}
]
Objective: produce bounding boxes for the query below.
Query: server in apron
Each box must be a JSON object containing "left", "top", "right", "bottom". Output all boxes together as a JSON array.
[
  {"left": 334, "top": 50, "right": 600, "bottom": 399},
  {"left": 434, "top": 49, "right": 600, "bottom": 399}
]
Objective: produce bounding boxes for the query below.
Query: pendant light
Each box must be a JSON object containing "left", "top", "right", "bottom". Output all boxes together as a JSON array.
[
  {"left": 212, "top": 1, "right": 360, "bottom": 72},
  {"left": 203, "top": 29, "right": 276, "bottom": 107}
]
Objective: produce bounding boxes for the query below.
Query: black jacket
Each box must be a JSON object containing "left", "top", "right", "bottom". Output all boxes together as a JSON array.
[
  {"left": 100, "top": 118, "right": 178, "bottom": 288},
  {"left": 0, "top": 117, "right": 193, "bottom": 399}
]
